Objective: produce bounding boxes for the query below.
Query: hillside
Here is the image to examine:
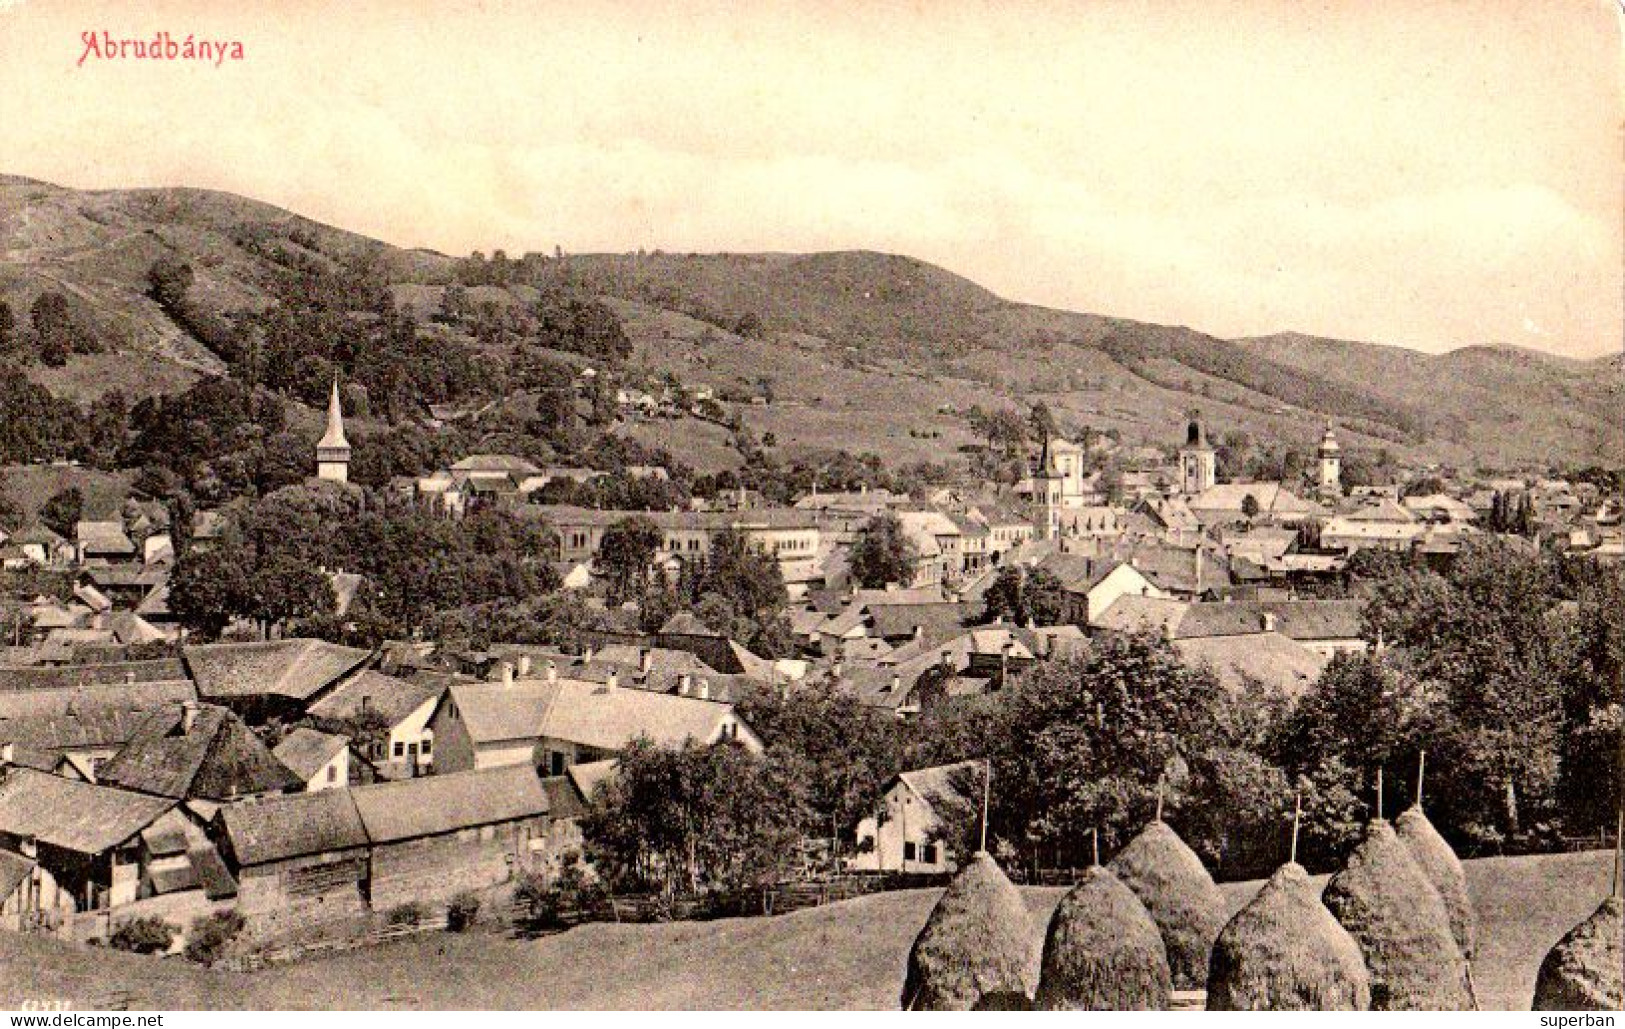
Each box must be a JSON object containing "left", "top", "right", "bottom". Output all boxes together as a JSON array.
[
  {"left": 1, "top": 176, "right": 1617, "bottom": 469},
  {"left": 0, "top": 849, "right": 1609, "bottom": 1010}
]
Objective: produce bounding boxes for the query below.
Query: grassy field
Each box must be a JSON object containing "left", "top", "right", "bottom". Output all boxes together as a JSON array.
[{"left": 0, "top": 849, "right": 1612, "bottom": 1010}]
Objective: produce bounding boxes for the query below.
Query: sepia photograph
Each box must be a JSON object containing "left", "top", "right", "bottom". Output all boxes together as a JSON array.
[{"left": 0, "top": 0, "right": 1621, "bottom": 1014}]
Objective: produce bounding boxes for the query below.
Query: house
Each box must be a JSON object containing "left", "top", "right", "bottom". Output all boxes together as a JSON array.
[
  {"left": 273, "top": 728, "right": 351, "bottom": 792},
  {"left": 1187, "top": 483, "right": 1325, "bottom": 527},
  {"left": 183, "top": 638, "right": 374, "bottom": 722},
  {"left": 1402, "top": 494, "right": 1477, "bottom": 524},
  {"left": 1321, "top": 499, "right": 1424, "bottom": 553},
  {"left": 97, "top": 701, "right": 303, "bottom": 805},
  {"left": 306, "top": 668, "right": 444, "bottom": 776},
  {"left": 1093, "top": 597, "right": 1367, "bottom": 658},
  {"left": 215, "top": 764, "right": 582, "bottom": 939},
  {"left": 428, "top": 664, "right": 763, "bottom": 776},
  {"left": 849, "top": 760, "right": 984, "bottom": 873},
  {"left": 1038, "top": 553, "right": 1167, "bottom": 623},
  {"left": 0, "top": 767, "right": 177, "bottom": 914},
  {"left": 6, "top": 526, "right": 76, "bottom": 568},
  {"left": 1172, "top": 632, "right": 1329, "bottom": 698},
  {"left": 74, "top": 520, "right": 137, "bottom": 566}
]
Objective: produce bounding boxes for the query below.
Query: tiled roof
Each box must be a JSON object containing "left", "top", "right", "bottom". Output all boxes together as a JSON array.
[
  {"left": 0, "top": 660, "right": 188, "bottom": 694},
  {"left": 0, "top": 768, "right": 173, "bottom": 854},
  {"left": 98, "top": 704, "right": 303, "bottom": 801},
  {"left": 445, "top": 676, "right": 751, "bottom": 753},
  {"left": 353, "top": 763, "right": 551, "bottom": 843},
  {"left": 307, "top": 669, "right": 445, "bottom": 727},
  {"left": 1173, "top": 632, "right": 1328, "bottom": 697},
  {"left": 899, "top": 759, "right": 984, "bottom": 814},
  {"left": 272, "top": 728, "right": 349, "bottom": 780},
  {"left": 184, "top": 639, "right": 372, "bottom": 701},
  {"left": 0, "top": 849, "right": 35, "bottom": 902},
  {"left": 219, "top": 789, "right": 367, "bottom": 867}
]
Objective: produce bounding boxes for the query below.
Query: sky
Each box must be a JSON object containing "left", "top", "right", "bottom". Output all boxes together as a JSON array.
[{"left": 2, "top": 0, "right": 1621, "bottom": 358}]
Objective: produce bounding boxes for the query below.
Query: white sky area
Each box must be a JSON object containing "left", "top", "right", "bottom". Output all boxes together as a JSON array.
[{"left": 2, "top": 0, "right": 1620, "bottom": 358}]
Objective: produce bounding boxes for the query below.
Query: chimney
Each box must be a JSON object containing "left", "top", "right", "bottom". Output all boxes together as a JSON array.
[
  {"left": 546, "top": 660, "right": 558, "bottom": 683},
  {"left": 124, "top": 671, "right": 136, "bottom": 685},
  {"left": 678, "top": 673, "right": 693, "bottom": 695},
  {"left": 640, "top": 647, "right": 653, "bottom": 675},
  {"left": 993, "top": 614, "right": 1004, "bottom": 626},
  {"left": 891, "top": 672, "right": 902, "bottom": 694},
  {"left": 940, "top": 648, "right": 952, "bottom": 669},
  {"left": 606, "top": 669, "right": 619, "bottom": 690},
  {"left": 830, "top": 659, "right": 844, "bottom": 679},
  {"left": 1261, "top": 612, "right": 1277, "bottom": 632},
  {"left": 360, "top": 695, "right": 372, "bottom": 714},
  {"left": 181, "top": 700, "right": 199, "bottom": 733},
  {"left": 696, "top": 678, "right": 710, "bottom": 700},
  {"left": 500, "top": 662, "right": 514, "bottom": 688},
  {"left": 912, "top": 624, "right": 923, "bottom": 641},
  {"left": 0, "top": 743, "right": 13, "bottom": 767},
  {"left": 516, "top": 655, "right": 532, "bottom": 677},
  {"left": 582, "top": 645, "right": 595, "bottom": 664}
]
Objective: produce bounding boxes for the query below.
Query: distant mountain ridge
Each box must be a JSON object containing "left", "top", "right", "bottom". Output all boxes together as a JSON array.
[{"left": 1, "top": 176, "right": 1617, "bottom": 469}]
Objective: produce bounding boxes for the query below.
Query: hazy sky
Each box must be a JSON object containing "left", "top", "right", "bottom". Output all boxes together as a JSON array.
[{"left": 3, "top": 0, "right": 1620, "bottom": 358}]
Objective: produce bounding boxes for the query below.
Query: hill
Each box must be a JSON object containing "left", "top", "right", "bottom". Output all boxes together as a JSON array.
[
  {"left": 0, "top": 849, "right": 1609, "bottom": 1010},
  {"left": 1, "top": 176, "right": 1617, "bottom": 469}
]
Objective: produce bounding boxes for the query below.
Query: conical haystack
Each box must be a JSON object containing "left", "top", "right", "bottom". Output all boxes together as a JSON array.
[
  {"left": 1532, "top": 897, "right": 1623, "bottom": 1011},
  {"left": 1396, "top": 805, "right": 1476, "bottom": 960},
  {"left": 901, "top": 851, "right": 1039, "bottom": 1010},
  {"left": 1206, "top": 862, "right": 1371, "bottom": 1011},
  {"left": 1109, "top": 819, "right": 1228, "bottom": 990},
  {"left": 1035, "top": 864, "right": 1172, "bottom": 1010},
  {"left": 1321, "top": 819, "right": 1471, "bottom": 1010}
]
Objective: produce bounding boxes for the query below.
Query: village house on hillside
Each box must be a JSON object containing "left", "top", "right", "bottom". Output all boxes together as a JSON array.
[
  {"left": 97, "top": 701, "right": 303, "bottom": 805},
  {"left": 305, "top": 668, "right": 445, "bottom": 777},
  {"left": 182, "top": 639, "right": 374, "bottom": 722}
]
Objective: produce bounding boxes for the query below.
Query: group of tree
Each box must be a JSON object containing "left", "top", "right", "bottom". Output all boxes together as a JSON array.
[
  {"left": 0, "top": 293, "right": 102, "bottom": 367},
  {"left": 848, "top": 512, "right": 919, "bottom": 589}
]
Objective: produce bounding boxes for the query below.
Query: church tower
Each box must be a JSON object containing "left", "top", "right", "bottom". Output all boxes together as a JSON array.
[
  {"left": 1179, "top": 412, "right": 1216, "bottom": 495},
  {"left": 1032, "top": 428, "right": 1065, "bottom": 541},
  {"left": 316, "top": 377, "right": 351, "bottom": 483},
  {"left": 1317, "top": 419, "right": 1342, "bottom": 493}
]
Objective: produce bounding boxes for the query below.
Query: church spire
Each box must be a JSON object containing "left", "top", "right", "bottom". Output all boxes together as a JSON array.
[
  {"left": 319, "top": 376, "right": 349, "bottom": 450},
  {"left": 316, "top": 376, "right": 351, "bottom": 483}
]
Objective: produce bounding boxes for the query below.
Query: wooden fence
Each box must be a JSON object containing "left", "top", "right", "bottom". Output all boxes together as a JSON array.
[{"left": 218, "top": 915, "right": 449, "bottom": 972}]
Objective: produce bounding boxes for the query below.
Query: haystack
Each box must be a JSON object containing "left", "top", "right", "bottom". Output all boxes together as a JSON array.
[
  {"left": 1321, "top": 818, "right": 1471, "bottom": 1010},
  {"left": 901, "top": 851, "right": 1039, "bottom": 1010},
  {"left": 1206, "top": 861, "right": 1371, "bottom": 1011},
  {"left": 1532, "top": 896, "right": 1623, "bottom": 1011},
  {"left": 1035, "top": 864, "right": 1172, "bottom": 1010},
  {"left": 1109, "top": 819, "right": 1228, "bottom": 990},
  {"left": 1395, "top": 804, "right": 1476, "bottom": 961}
]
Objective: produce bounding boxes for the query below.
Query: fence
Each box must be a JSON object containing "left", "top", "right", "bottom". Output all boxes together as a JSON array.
[{"left": 217, "top": 915, "right": 449, "bottom": 972}]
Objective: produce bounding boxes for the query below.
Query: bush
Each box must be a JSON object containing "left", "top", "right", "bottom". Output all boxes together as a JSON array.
[
  {"left": 386, "top": 901, "right": 429, "bottom": 927},
  {"left": 108, "top": 916, "right": 176, "bottom": 955},
  {"left": 184, "top": 909, "right": 247, "bottom": 966},
  {"left": 514, "top": 854, "right": 604, "bottom": 928},
  {"left": 446, "top": 891, "right": 482, "bottom": 932}
]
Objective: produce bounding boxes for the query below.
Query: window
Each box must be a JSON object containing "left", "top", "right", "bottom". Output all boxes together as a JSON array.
[
  {"left": 923, "top": 844, "right": 939, "bottom": 864},
  {"left": 420, "top": 737, "right": 432, "bottom": 755},
  {"left": 393, "top": 741, "right": 405, "bottom": 758},
  {"left": 903, "top": 842, "right": 917, "bottom": 861},
  {"left": 327, "top": 764, "right": 338, "bottom": 783},
  {"left": 550, "top": 752, "right": 566, "bottom": 775}
]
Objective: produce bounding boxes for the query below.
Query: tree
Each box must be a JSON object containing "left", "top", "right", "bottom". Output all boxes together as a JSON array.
[
  {"left": 146, "top": 256, "right": 195, "bottom": 312},
  {"left": 583, "top": 737, "right": 805, "bottom": 897},
  {"left": 38, "top": 487, "right": 83, "bottom": 539},
  {"left": 596, "top": 515, "right": 663, "bottom": 603},
  {"left": 1241, "top": 493, "right": 1261, "bottom": 520},
  {"left": 849, "top": 512, "right": 918, "bottom": 589},
  {"left": 982, "top": 565, "right": 1068, "bottom": 626},
  {"left": 167, "top": 538, "right": 256, "bottom": 638},
  {"left": 31, "top": 292, "right": 77, "bottom": 366},
  {"left": 0, "top": 301, "right": 20, "bottom": 359}
]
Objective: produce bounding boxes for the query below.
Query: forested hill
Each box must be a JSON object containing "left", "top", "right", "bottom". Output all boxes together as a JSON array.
[{"left": 0, "top": 175, "right": 1617, "bottom": 470}]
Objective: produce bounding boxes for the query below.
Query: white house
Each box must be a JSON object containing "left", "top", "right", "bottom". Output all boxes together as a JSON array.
[
  {"left": 306, "top": 669, "right": 444, "bottom": 776},
  {"left": 849, "top": 760, "right": 985, "bottom": 874},
  {"left": 271, "top": 728, "right": 350, "bottom": 792}
]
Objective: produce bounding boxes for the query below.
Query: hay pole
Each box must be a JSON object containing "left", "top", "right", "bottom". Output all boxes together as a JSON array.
[
  {"left": 1091, "top": 828, "right": 1100, "bottom": 868},
  {"left": 1290, "top": 791, "right": 1302, "bottom": 865},
  {"left": 1155, "top": 774, "right": 1165, "bottom": 822},
  {"left": 1376, "top": 766, "right": 1384, "bottom": 820},
  {"left": 979, "top": 758, "right": 992, "bottom": 854},
  {"left": 1416, "top": 750, "right": 1426, "bottom": 807},
  {"left": 1612, "top": 804, "right": 1623, "bottom": 900}
]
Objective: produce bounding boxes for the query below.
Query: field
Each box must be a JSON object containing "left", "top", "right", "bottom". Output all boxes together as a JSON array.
[{"left": 0, "top": 849, "right": 1611, "bottom": 1011}]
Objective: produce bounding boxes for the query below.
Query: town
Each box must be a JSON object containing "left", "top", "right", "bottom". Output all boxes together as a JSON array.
[{"left": 0, "top": 327, "right": 1619, "bottom": 997}]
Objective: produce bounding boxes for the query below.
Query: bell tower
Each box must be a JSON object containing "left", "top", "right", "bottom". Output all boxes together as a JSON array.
[
  {"left": 316, "top": 377, "right": 351, "bottom": 483},
  {"left": 1179, "top": 411, "right": 1216, "bottom": 495},
  {"left": 1317, "top": 419, "right": 1342, "bottom": 493},
  {"left": 1032, "top": 428, "right": 1065, "bottom": 541}
]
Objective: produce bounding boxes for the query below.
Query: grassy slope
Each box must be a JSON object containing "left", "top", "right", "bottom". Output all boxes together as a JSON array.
[
  {"left": 0, "top": 849, "right": 1608, "bottom": 1011},
  {"left": 2, "top": 177, "right": 1617, "bottom": 469}
]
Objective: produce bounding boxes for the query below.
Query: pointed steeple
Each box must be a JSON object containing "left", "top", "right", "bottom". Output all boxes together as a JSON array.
[
  {"left": 319, "top": 376, "right": 349, "bottom": 450},
  {"left": 1034, "top": 424, "right": 1062, "bottom": 480},
  {"left": 316, "top": 376, "right": 351, "bottom": 483}
]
